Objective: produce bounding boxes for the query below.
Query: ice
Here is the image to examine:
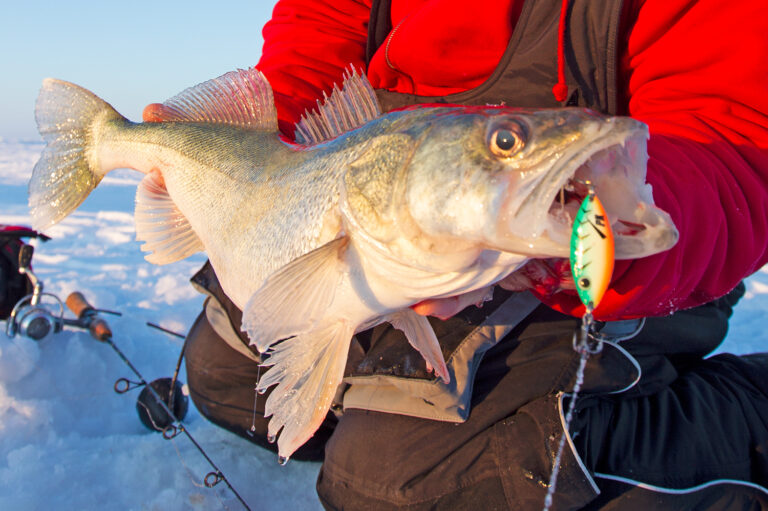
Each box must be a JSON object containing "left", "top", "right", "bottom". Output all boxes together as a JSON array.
[{"left": 0, "top": 140, "right": 322, "bottom": 510}]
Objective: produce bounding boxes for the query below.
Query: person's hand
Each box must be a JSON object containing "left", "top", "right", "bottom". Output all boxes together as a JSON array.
[
  {"left": 410, "top": 259, "right": 575, "bottom": 319},
  {"left": 496, "top": 258, "right": 574, "bottom": 295},
  {"left": 411, "top": 286, "right": 496, "bottom": 320},
  {"left": 143, "top": 103, "right": 170, "bottom": 123}
]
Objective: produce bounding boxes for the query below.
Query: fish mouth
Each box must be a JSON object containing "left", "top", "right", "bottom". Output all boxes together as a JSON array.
[
  {"left": 496, "top": 125, "right": 678, "bottom": 260},
  {"left": 543, "top": 131, "right": 678, "bottom": 259}
]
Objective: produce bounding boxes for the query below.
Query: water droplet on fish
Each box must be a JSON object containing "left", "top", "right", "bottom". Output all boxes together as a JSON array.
[
  {"left": 267, "top": 434, "right": 276, "bottom": 443},
  {"left": 278, "top": 456, "right": 289, "bottom": 466}
]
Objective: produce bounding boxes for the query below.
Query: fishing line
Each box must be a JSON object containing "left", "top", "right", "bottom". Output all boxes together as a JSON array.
[
  {"left": 7, "top": 282, "right": 255, "bottom": 511},
  {"left": 146, "top": 321, "right": 188, "bottom": 428},
  {"left": 543, "top": 316, "right": 602, "bottom": 510},
  {"left": 542, "top": 181, "right": 613, "bottom": 511},
  {"left": 249, "top": 364, "right": 263, "bottom": 435}
]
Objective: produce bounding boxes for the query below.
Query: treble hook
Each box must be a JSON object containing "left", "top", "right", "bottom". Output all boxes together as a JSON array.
[{"left": 571, "top": 312, "right": 603, "bottom": 355}]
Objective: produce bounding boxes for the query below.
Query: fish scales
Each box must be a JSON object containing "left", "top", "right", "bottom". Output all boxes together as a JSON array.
[
  {"left": 28, "top": 67, "right": 678, "bottom": 460},
  {"left": 95, "top": 118, "right": 388, "bottom": 309}
]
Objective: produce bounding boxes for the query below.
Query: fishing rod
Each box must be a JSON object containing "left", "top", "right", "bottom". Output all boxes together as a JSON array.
[{"left": 4, "top": 244, "right": 253, "bottom": 511}]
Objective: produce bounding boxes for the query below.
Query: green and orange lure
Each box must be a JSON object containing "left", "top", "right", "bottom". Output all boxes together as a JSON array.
[{"left": 569, "top": 181, "right": 615, "bottom": 316}]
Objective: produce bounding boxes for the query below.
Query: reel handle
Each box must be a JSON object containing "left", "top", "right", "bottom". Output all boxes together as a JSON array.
[{"left": 66, "top": 292, "right": 112, "bottom": 342}]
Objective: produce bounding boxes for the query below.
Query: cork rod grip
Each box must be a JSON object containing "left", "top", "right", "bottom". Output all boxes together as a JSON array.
[
  {"left": 66, "top": 291, "right": 112, "bottom": 342},
  {"left": 66, "top": 292, "right": 93, "bottom": 318}
]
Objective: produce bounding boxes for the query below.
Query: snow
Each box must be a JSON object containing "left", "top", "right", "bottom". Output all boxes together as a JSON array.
[
  {"left": 0, "top": 138, "right": 766, "bottom": 509},
  {"left": 0, "top": 140, "right": 322, "bottom": 511}
]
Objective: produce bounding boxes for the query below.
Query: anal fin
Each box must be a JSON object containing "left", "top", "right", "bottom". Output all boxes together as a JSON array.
[{"left": 135, "top": 173, "right": 204, "bottom": 264}]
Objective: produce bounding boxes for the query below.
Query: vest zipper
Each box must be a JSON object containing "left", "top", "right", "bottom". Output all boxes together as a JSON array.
[{"left": 385, "top": 17, "right": 406, "bottom": 71}]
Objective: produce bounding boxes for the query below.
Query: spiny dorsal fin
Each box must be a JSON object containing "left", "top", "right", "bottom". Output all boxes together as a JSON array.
[
  {"left": 159, "top": 68, "right": 277, "bottom": 130},
  {"left": 294, "top": 66, "right": 382, "bottom": 145}
]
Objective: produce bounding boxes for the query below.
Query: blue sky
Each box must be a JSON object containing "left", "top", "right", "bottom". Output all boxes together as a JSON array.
[{"left": 0, "top": 1, "right": 278, "bottom": 140}]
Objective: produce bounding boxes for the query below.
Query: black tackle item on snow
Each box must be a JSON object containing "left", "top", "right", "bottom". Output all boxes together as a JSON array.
[
  {"left": 136, "top": 377, "right": 189, "bottom": 431},
  {"left": 0, "top": 225, "right": 45, "bottom": 320}
]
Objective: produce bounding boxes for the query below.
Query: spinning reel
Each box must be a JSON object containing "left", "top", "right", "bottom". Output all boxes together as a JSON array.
[
  {"left": 5, "top": 245, "right": 64, "bottom": 340},
  {"left": 0, "top": 233, "right": 249, "bottom": 508},
  {"left": 3, "top": 244, "right": 189, "bottom": 430}
]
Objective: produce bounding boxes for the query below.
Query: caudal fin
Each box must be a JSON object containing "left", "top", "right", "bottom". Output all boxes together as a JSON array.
[{"left": 29, "top": 78, "right": 123, "bottom": 231}]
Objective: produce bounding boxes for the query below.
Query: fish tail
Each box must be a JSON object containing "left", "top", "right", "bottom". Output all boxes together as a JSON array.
[{"left": 29, "top": 78, "right": 125, "bottom": 231}]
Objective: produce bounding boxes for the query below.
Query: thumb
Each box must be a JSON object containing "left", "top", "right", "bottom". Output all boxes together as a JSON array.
[{"left": 142, "top": 103, "right": 170, "bottom": 123}]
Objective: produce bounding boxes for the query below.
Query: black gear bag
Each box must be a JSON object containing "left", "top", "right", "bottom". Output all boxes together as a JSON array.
[{"left": 0, "top": 225, "right": 48, "bottom": 320}]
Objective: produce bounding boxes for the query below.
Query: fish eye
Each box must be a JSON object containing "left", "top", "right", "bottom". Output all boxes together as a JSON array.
[{"left": 488, "top": 123, "right": 525, "bottom": 158}]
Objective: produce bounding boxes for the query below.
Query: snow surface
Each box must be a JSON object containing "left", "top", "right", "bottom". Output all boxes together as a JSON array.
[
  {"left": 0, "top": 140, "right": 322, "bottom": 511},
  {"left": 1, "top": 139, "right": 767, "bottom": 509}
]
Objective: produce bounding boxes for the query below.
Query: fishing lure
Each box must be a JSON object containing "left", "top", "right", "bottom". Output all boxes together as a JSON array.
[
  {"left": 570, "top": 181, "right": 615, "bottom": 314},
  {"left": 543, "top": 181, "right": 615, "bottom": 510}
]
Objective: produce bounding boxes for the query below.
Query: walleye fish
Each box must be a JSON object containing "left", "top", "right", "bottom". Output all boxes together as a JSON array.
[{"left": 28, "top": 67, "right": 678, "bottom": 460}]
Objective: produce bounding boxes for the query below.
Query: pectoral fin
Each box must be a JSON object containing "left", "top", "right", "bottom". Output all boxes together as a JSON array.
[
  {"left": 387, "top": 309, "right": 450, "bottom": 383},
  {"left": 135, "top": 173, "right": 204, "bottom": 264},
  {"left": 241, "top": 236, "right": 349, "bottom": 352}
]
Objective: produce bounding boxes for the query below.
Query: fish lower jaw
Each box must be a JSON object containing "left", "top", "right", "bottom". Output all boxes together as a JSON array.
[
  {"left": 539, "top": 130, "right": 680, "bottom": 259},
  {"left": 544, "top": 189, "right": 679, "bottom": 261},
  {"left": 487, "top": 230, "right": 569, "bottom": 258}
]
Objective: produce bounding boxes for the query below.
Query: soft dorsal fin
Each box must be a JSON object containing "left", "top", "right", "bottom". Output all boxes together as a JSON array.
[
  {"left": 293, "top": 66, "right": 382, "bottom": 145},
  {"left": 157, "top": 68, "right": 277, "bottom": 131}
]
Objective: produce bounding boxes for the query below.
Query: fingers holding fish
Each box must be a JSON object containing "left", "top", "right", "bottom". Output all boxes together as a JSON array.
[
  {"left": 498, "top": 259, "right": 575, "bottom": 296},
  {"left": 142, "top": 103, "right": 172, "bottom": 123},
  {"left": 410, "top": 286, "right": 495, "bottom": 320}
]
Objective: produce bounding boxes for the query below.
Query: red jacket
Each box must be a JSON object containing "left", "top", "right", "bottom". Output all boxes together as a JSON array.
[{"left": 256, "top": 0, "right": 768, "bottom": 320}]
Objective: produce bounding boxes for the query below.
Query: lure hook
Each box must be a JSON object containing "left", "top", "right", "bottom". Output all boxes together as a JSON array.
[{"left": 571, "top": 312, "right": 603, "bottom": 354}]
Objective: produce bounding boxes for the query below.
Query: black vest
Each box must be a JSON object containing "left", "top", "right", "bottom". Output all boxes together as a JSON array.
[
  {"left": 366, "top": 0, "right": 624, "bottom": 114},
  {"left": 347, "top": 0, "right": 743, "bottom": 400},
  {"left": 346, "top": 0, "right": 630, "bottom": 393}
]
